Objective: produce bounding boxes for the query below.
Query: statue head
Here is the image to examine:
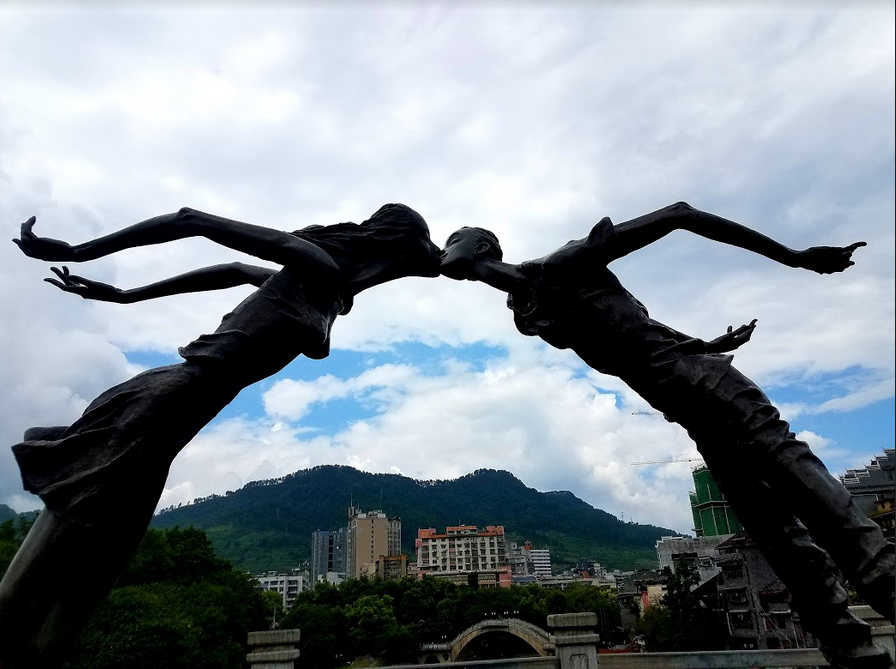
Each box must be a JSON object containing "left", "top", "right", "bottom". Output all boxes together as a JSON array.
[
  {"left": 440, "top": 226, "right": 503, "bottom": 279},
  {"left": 293, "top": 203, "right": 441, "bottom": 280}
]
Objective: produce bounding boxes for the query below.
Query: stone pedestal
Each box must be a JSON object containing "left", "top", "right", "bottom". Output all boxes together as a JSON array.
[
  {"left": 547, "top": 612, "right": 600, "bottom": 669},
  {"left": 246, "top": 629, "right": 301, "bottom": 669}
]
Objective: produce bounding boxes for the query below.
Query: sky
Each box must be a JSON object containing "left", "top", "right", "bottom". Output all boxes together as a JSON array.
[{"left": 0, "top": 3, "right": 893, "bottom": 539}]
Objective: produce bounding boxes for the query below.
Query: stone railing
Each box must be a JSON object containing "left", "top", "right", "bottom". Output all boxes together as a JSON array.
[
  {"left": 245, "top": 629, "right": 301, "bottom": 669},
  {"left": 246, "top": 606, "right": 896, "bottom": 669}
]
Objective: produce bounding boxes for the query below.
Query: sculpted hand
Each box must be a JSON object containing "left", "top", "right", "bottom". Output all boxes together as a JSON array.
[
  {"left": 45, "top": 266, "right": 127, "bottom": 303},
  {"left": 796, "top": 242, "right": 866, "bottom": 274},
  {"left": 706, "top": 319, "right": 758, "bottom": 353},
  {"left": 12, "top": 217, "right": 77, "bottom": 262}
]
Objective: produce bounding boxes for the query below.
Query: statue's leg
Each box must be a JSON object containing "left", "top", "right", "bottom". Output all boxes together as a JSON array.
[
  {"left": 0, "top": 509, "right": 62, "bottom": 665},
  {"left": 1, "top": 363, "right": 241, "bottom": 667},
  {"left": 698, "top": 448, "right": 890, "bottom": 667},
  {"left": 680, "top": 368, "right": 894, "bottom": 666},
  {"left": 0, "top": 510, "right": 127, "bottom": 667},
  {"left": 32, "top": 506, "right": 154, "bottom": 662},
  {"left": 721, "top": 379, "right": 895, "bottom": 624},
  {"left": 0, "top": 485, "right": 160, "bottom": 666}
]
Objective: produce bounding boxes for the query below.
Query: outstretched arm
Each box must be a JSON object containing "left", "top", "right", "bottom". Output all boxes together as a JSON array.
[
  {"left": 663, "top": 319, "right": 759, "bottom": 356},
  {"left": 44, "top": 262, "right": 276, "bottom": 304},
  {"left": 606, "top": 202, "right": 865, "bottom": 274},
  {"left": 13, "top": 210, "right": 339, "bottom": 277}
]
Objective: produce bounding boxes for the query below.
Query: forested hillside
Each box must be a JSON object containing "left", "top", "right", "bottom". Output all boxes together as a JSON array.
[
  {"left": 153, "top": 466, "right": 680, "bottom": 572},
  {"left": 0, "top": 504, "right": 18, "bottom": 523}
]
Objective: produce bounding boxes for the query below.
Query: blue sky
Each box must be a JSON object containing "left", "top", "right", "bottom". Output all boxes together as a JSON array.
[{"left": 0, "top": 4, "right": 893, "bottom": 535}]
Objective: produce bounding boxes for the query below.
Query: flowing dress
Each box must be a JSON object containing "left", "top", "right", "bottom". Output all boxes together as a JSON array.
[{"left": 12, "top": 266, "right": 344, "bottom": 526}]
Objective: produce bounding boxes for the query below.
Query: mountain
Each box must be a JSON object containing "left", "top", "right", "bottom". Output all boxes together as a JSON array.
[
  {"left": 0, "top": 505, "right": 17, "bottom": 523},
  {"left": 151, "top": 466, "right": 681, "bottom": 573}
]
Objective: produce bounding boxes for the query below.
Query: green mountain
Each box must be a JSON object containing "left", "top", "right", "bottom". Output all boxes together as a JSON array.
[
  {"left": 152, "top": 466, "right": 680, "bottom": 573},
  {"left": 0, "top": 505, "right": 17, "bottom": 523}
]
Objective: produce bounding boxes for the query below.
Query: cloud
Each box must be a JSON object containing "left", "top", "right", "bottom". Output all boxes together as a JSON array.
[
  {"left": 0, "top": 5, "right": 893, "bottom": 544},
  {"left": 163, "top": 357, "right": 715, "bottom": 532}
]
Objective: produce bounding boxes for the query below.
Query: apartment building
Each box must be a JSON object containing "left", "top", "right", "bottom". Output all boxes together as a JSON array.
[
  {"left": 710, "top": 533, "right": 812, "bottom": 650},
  {"left": 415, "top": 524, "right": 511, "bottom": 587},
  {"left": 311, "top": 527, "right": 348, "bottom": 583},
  {"left": 254, "top": 569, "right": 310, "bottom": 609},
  {"left": 528, "top": 547, "right": 552, "bottom": 578},
  {"left": 346, "top": 507, "right": 402, "bottom": 578},
  {"left": 841, "top": 449, "right": 895, "bottom": 541}
]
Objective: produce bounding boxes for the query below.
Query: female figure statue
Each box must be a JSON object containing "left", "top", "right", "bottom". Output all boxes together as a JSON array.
[{"left": 1, "top": 203, "right": 441, "bottom": 666}]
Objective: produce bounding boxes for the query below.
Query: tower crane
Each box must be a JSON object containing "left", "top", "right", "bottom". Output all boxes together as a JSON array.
[
  {"left": 628, "top": 411, "right": 704, "bottom": 465},
  {"left": 630, "top": 456, "right": 704, "bottom": 465}
]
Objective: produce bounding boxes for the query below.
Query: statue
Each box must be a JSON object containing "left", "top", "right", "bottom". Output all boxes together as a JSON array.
[
  {"left": 440, "top": 202, "right": 895, "bottom": 669},
  {"left": 0, "top": 204, "right": 442, "bottom": 667}
]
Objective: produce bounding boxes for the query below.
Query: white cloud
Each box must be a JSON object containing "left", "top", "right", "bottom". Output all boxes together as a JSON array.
[
  {"left": 0, "top": 5, "right": 892, "bottom": 544},
  {"left": 161, "top": 357, "right": 759, "bottom": 533}
]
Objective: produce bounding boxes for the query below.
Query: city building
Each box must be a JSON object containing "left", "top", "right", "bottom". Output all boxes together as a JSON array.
[
  {"left": 254, "top": 569, "right": 310, "bottom": 609},
  {"left": 538, "top": 574, "right": 606, "bottom": 589},
  {"left": 841, "top": 449, "right": 895, "bottom": 541},
  {"left": 708, "top": 532, "right": 813, "bottom": 651},
  {"left": 320, "top": 571, "right": 346, "bottom": 586},
  {"left": 347, "top": 507, "right": 402, "bottom": 578},
  {"left": 311, "top": 527, "right": 348, "bottom": 583},
  {"left": 506, "top": 540, "right": 531, "bottom": 577},
  {"left": 655, "top": 535, "right": 728, "bottom": 585},
  {"left": 528, "top": 548, "right": 552, "bottom": 578},
  {"left": 506, "top": 539, "right": 552, "bottom": 579},
  {"left": 573, "top": 558, "right": 605, "bottom": 579},
  {"left": 616, "top": 569, "right": 667, "bottom": 633},
  {"left": 690, "top": 465, "right": 743, "bottom": 537},
  {"left": 375, "top": 554, "right": 408, "bottom": 579},
  {"left": 416, "top": 525, "right": 512, "bottom": 587}
]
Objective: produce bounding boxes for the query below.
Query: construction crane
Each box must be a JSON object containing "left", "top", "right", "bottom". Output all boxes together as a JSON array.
[{"left": 631, "top": 456, "right": 704, "bottom": 465}]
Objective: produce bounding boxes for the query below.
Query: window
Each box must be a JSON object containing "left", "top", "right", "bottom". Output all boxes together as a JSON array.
[
  {"left": 727, "top": 589, "right": 748, "bottom": 604},
  {"left": 724, "top": 566, "right": 744, "bottom": 579},
  {"left": 731, "top": 612, "right": 752, "bottom": 628}
]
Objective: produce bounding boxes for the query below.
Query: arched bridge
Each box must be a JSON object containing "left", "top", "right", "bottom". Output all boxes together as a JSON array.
[{"left": 417, "top": 618, "right": 554, "bottom": 664}]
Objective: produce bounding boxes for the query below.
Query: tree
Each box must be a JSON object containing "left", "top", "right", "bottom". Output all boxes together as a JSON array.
[
  {"left": 634, "top": 563, "right": 725, "bottom": 652},
  {"left": 0, "top": 515, "right": 35, "bottom": 579},
  {"left": 345, "top": 594, "right": 403, "bottom": 658},
  {"left": 260, "top": 589, "right": 285, "bottom": 629},
  {"left": 62, "top": 526, "right": 269, "bottom": 669},
  {"left": 116, "top": 526, "right": 231, "bottom": 586},
  {"left": 281, "top": 601, "right": 348, "bottom": 669}
]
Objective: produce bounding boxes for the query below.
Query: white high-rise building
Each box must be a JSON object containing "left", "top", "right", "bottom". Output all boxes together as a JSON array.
[{"left": 528, "top": 548, "right": 552, "bottom": 578}]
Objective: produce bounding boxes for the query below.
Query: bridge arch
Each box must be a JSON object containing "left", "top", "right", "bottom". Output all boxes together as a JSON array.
[{"left": 418, "top": 618, "right": 553, "bottom": 663}]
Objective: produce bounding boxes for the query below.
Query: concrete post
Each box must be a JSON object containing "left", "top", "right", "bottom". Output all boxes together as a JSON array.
[
  {"left": 246, "top": 629, "right": 301, "bottom": 669},
  {"left": 850, "top": 605, "right": 896, "bottom": 667},
  {"left": 547, "top": 612, "right": 601, "bottom": 669}
]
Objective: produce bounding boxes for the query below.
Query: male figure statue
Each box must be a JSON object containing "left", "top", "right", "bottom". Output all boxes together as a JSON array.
[{"left": 440, "top": 202, "right": 894, "bottom": 669}]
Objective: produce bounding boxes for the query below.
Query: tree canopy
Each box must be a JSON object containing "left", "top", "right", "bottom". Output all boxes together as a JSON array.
[
  {"left": 62, "top": 526, "right": 271, "bottom": 669},
  {"left": 281, "top": 575, "right": 621, "bottom": 667}
]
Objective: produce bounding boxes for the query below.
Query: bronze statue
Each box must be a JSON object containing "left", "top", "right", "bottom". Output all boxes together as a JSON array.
[
  {"left": 0, "top": 204, "right": 441, "bottom": 667},
  {"left": 440, "top": 202, "right": 895, "bottom": 669}
]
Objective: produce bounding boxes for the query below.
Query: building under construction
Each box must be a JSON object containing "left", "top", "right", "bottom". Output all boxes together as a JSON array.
[{"left": 689, "top": 465, "right": 743, "bottom": 537}]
